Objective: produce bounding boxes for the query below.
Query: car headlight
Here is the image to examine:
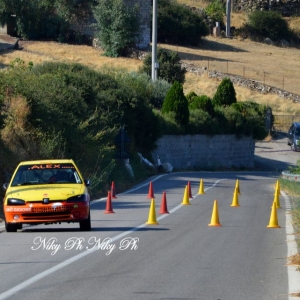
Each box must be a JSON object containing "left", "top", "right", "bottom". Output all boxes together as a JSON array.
[
  {"left": 7, "top": 198, "right": 25, "bottom": 205},
  {"left": 66, "top": 194, "right": 87, "bottom": 203}
]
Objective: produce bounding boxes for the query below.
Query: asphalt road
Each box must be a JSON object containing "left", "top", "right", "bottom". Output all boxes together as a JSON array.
[
  {"left": 0, "top": 133, "right": 299, "bottom": 299},
  {"left": 0, "top": 170, "right": 295, "bottom": 300},
  {"left": 254, "top": 132, "right": 299, "bottom": 172}
]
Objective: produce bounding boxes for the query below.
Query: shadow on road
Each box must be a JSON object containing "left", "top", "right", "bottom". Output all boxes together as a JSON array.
[
  {"left": 254, "top": 131, "right": 297, "bottom": 172},
  {"left": 21, "top": 226, "right": 169, "bottom": 233}
]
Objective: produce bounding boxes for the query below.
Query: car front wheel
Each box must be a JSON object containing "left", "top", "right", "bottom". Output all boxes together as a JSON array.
[
  {"left": 79, "top": 211, "right": 91, "bottom": 231},
  {"left": 5, "top": 221, "right": 18, "bottom": 232}
]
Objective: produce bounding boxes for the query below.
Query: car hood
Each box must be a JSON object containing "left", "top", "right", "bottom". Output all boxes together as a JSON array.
[{"left": 5, "top": 185, "right": 85, "bottom": 201}]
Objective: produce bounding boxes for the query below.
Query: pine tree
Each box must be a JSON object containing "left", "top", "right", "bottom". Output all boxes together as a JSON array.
[
  {"left": 212, "top": 77, "right": 237, "bottom": 107},
  {"left": 162, "top": 81, "right": 189, "bottom": 126}
]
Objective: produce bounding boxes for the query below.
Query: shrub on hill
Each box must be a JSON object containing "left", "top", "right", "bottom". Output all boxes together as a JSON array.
[
  {"left": 231, "top": 101, "right": 269, "bottom": 140},
  {"left": 0, "top": 61, "right": 163, "bottom": 196},
  {"left": 93, "top": 0, "right": 140, "bottom": 57},
  {"left": 186, "top": 91, "right": 198, "bottom": 104},
  {"left": 154, "top": 111, "right": 186, "bottom": 135},
  {"left": 212, "top": 77, "right": 237, "bottom": 107},
  {"left": 247, "top": 11, "right": 290, "bottom": 41},
  {"left": 164, "top": 88, "right": 268, "bottom": 139},
  {"left": 204, "top": 0, "right": 225, "bottom": 25},
  {"left": 0, "top": 60, "right": 270, "bottom": 198},
  {"left": 157, "top": 0, "right": 209, "bottom": 46},
  {"left": 189, "top": 95, "right": 215, "bottom": 117},
  {"left": 188, "top": 109, "right": 218, "bottom": 134},
  {"left": 140, "top": 48, "right": 187, "bottom": 85},
  {"left": 236, "top": 10, "right": 297, "bottom": 43},
  {"left": 0, "top": 0, "right": 94, "bottom": 41},
  {"left": 162, "top": 81, "right": 189, "bottom": 127},
  {"left": 115, "top": 72, "right": 171, "bottom": 109}
]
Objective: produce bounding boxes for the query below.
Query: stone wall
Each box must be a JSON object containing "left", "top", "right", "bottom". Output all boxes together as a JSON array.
[
  {"left": 181, "top": 62, "right": 300, "bottom": 103},
  {"left": 151, "top": 135, "right": 255, "bottom": 170},
  {"left": 232, "top": 0, "right": 300, "bottom": 15}
]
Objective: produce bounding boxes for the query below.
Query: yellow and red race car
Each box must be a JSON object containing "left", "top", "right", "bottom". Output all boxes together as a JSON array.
[{"left": 3, "top": 159, "right": 91, "bottom": 232}]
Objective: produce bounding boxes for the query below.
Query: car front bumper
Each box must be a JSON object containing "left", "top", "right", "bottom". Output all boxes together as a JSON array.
[{"left": 4, "top": 202, "right": 90, "bottom": 224}]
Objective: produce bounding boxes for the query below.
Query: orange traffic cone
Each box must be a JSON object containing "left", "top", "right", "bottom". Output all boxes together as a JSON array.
[
  {"left": 159, "top": 191, "right": 169, "bottom": 214},
  {"left": 188, "top": 181, "right": 193, "bottom": 198},
  {"left": 104, "top": 191, "right": 115, "bottom": 214},
  {"left": 181, "top": 186, "right": 191, "bottom": 205},
  {"left": 111, "top": 181, "right": 117, "bottom": 199},
  {"left": 147, "top": 181, "right": 155, "bottom": 199},
  {"left": 273, "top": 188, "right": 281, "bottom": 208},
  {"left": 198, "top": 179, "right": 205, "bottom": 195},
  {"left": 146, "top": 199, "right": 158, "bottom": 225},
  {"left": 230, "top": 187, "right": 240, "bottom": 207},
  {"left": 208, "top": 200, "right": 222, "bottom": 227},
  {"left": 235, "top": 179, "right": 241, "bottom": 195},
  {"left": 267, "top": 201, "right": 280, "bottom": 228}
]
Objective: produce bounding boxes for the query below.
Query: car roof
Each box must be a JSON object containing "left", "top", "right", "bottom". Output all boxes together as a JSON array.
[
  {"left": 294, "top": 122, "right": 300, "bottom": 127},
  {"left": 18, "top": 159, "right": 75, "bottom": 166}
]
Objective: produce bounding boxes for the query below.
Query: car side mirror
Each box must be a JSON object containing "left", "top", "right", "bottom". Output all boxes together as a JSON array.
[
  {"left": 84, "top": 179, "right": 90, "bottom": 187},
  {"left": 3, "top": 183, "right": 8, "bottom": 190}
]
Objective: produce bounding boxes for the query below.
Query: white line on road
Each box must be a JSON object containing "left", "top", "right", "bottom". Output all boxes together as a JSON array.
[{"left": 0, "top": 177, "right": 225, "bottom": 300}]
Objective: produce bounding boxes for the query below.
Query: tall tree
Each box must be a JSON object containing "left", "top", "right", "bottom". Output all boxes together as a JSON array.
[
  {"left": 140, "top": 48, "right": 187, "bottom": 84},
  {"left": 93, "top": 0, "right": 140, "bottom": 57},
  {"left": 0, "top": 0, "right": 94, "bottom": 39},
  {"left": 162, "top": 81, "right": 189, "bottom": 126}
]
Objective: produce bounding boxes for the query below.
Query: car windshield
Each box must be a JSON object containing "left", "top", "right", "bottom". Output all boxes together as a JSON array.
[{"left": 11, "top": 163, "right": 83, "bottom": 186}]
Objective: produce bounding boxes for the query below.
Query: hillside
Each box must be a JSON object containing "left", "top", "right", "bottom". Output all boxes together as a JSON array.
[{"left": 1, "top": 33, "right": 300, "bottom": 115}]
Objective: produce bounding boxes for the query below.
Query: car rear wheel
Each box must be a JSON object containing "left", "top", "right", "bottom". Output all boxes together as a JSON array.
[
  {"left": 5, "top": 221, "right": 19, "bottom": 232},
  {"left": 79, "top": 210, "right": 91, "bottom": 231}
]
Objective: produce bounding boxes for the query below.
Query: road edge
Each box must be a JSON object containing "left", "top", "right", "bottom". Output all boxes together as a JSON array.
[{"left": 282, "top": 191, "right": 300, "bottom": 298}]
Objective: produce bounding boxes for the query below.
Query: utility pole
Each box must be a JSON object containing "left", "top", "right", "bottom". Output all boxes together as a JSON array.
[
  {"left": 226, "top": 0, "right": 231, "bottom": 37},
  {"left": 151, "top": 0, "right": 158, "bottom": 80}
]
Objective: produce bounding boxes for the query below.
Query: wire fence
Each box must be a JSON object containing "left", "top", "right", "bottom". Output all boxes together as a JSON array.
[
  {"left": 273, "top": 115, "right": 300, "bottom": 132},
  {"left": 181, "top": 56, "right": 300, "bottom": 96}
]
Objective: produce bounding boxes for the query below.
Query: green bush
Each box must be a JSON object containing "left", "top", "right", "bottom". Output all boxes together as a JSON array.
[
  {"left": 93, "top": 0, "right": 140, "bottom": 57},
  {"left": 186, "top": 91, "right": 198, "bottom": 104},
  {"left": 211, "top": 106, "right": 231, "bottom": 134},
  {"left": 231, "top": 101, "right": 269, "bottom": 139},
  {"left": 243, "top": 11, "right": 291, "bottom": 41},
  {"left": 188, "top": 109, "right": 217, "bottom": 134},
  {"left": 140, "top": 48, "right": 187, "bottom": 84},
  {"left": 222, "top": 106, "right": 246, "bottom": 136},
  {"left": 205, "top": 0, "right": 225, "bottom": 24},
  {"left": 189, "top": 95, "right": 214, "bottom": 116},
  {"left": 212, "top": 77, "right": 237, "bottom": 107},
  {"left": 150, "top": 79, "right": 172, "bottom": 109},
  {"left": 162, "top": 81, "right": 189, "bottom": 127},
  {"left": 115, "top": 72, "right": 170, "bottom": 109},
  {"left": 157, "top": 0, "right": 209, "bottom": 46},
  {"left": 0, "top": 0, "right": 94, "bottom": 41},
  {"left": 154, "top": 110, "right": 186, "bottom": 135},
  {"left": 0, "top": 61, "right": 165, "bottom": 196}
]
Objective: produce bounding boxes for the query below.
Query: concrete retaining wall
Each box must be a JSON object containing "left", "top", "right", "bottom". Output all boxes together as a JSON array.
[
  {"left": 151, "top": 135, "right": 255, "bottom": 170},
  {"left": 281, "top": 171, "right": 300, "bottom": 181}
]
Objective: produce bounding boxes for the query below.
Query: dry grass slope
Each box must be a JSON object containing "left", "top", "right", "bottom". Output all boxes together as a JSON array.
[{"left": 1, "top": 3, "right": 300, "bottom": 115}]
